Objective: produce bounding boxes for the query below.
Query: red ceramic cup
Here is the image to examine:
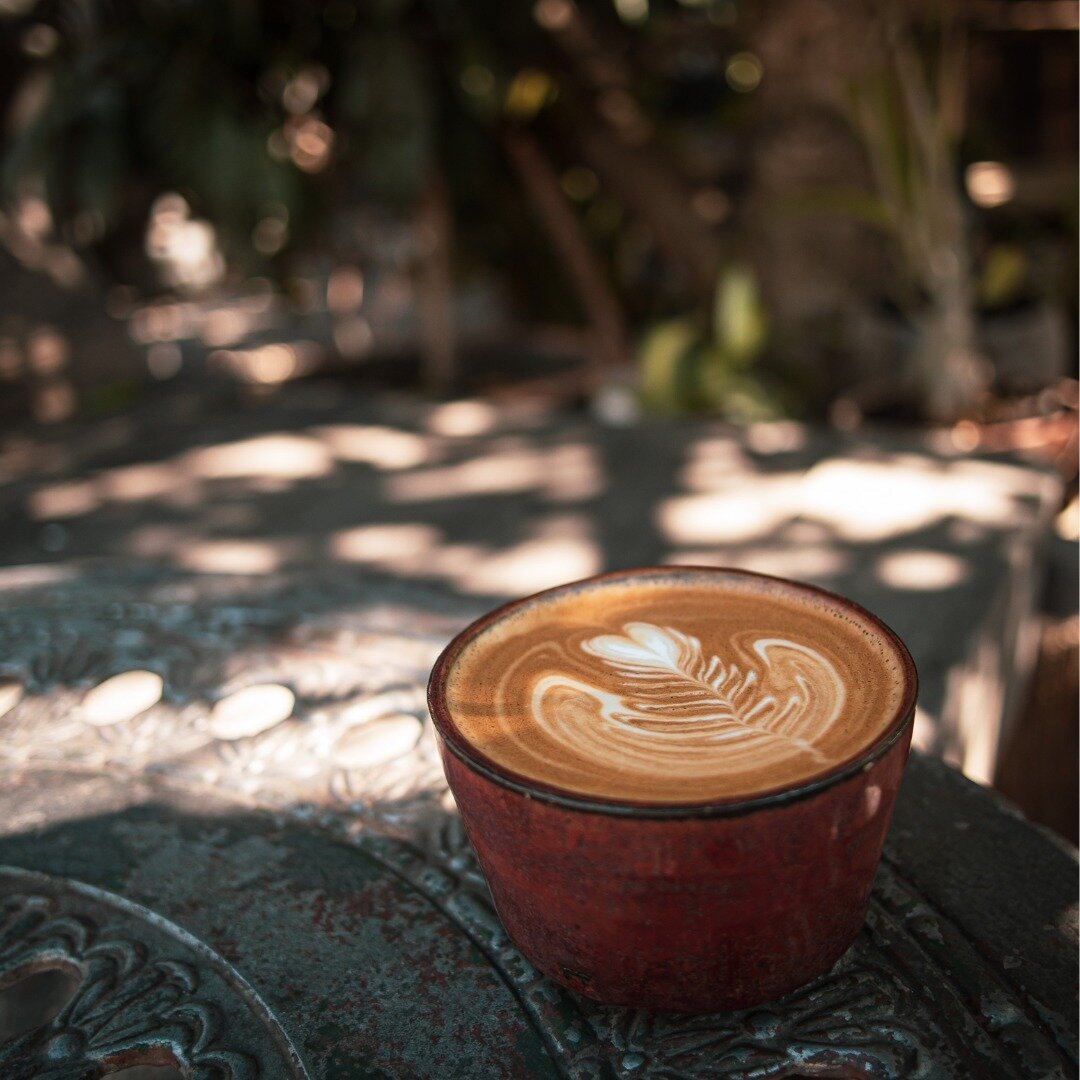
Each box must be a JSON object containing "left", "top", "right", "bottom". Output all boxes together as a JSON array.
[{"left": 427, "top": 568, "right": 918, "bottom": 1013}]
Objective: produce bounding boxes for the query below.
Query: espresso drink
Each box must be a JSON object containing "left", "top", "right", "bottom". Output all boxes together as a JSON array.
[{"left": 443, "top": 570, "right": 908, "bottom": 803}]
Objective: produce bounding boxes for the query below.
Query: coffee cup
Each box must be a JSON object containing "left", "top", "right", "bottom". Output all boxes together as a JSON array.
[{"left": 427, "top": 567, "right": 917, "bottom": 1012}]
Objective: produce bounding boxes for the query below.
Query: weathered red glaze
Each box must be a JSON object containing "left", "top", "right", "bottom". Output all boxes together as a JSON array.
[
  {"left": 438, "top": 727, "right": 911, "bottom": 1012},
  {"left": 429, "top": 568, "right": 918, "bottom": 1013}
]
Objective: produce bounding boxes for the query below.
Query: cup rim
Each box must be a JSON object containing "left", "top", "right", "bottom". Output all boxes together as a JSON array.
[{"left": 427, "top": 566, "right": 919, "bottom": 819}]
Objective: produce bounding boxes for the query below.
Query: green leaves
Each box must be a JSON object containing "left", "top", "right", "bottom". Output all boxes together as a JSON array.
[
  {"left": 639, "top": 317, "right": 700, "bottom": 412},
  {"left": 712, "top": 263, "right": 765, "bottom": 368},
  {"left": 978, "top": 244, "right": 1028, "bottom": 310},
  {"left": 638, "top": 263, "right": 776, "bottom": 417}
]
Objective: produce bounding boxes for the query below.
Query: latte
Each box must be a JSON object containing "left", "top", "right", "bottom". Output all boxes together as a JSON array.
[{"left": 440, "top": 569, "right": 911, "bottom": 803}]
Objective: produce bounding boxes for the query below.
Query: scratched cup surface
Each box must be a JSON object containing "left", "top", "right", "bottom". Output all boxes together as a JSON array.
[{"left": 428, "top": 567, "right": 918, "bottom": 1012}]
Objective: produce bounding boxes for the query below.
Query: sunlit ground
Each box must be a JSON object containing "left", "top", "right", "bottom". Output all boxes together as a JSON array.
[
  {"left": 0, "top": 377, "right": 1065, "bottom": 796},
  {"left": 6, "top": 398, "right": 1050, "bottom": 596}
]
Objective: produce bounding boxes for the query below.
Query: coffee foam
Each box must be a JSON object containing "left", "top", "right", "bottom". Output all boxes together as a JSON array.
[{"left": 442, "top": 572, "right": 911, "bottom": 803}]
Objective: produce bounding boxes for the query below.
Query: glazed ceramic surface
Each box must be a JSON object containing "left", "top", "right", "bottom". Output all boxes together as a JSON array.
[{"left": 429, "top": 568, "right": 917, "bottom": 1012}]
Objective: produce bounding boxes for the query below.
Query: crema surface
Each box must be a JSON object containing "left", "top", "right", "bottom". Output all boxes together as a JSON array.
[{"left": 443, "top": 572, "right": 909, "bottom": 803}]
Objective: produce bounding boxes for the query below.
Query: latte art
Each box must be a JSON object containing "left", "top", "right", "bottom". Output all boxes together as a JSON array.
[
  {"left": 442, "top": 572, "right": 910, "bottom": 803},
  {"left": 531, "top": 623, "right": 845, "bottom": 778}
]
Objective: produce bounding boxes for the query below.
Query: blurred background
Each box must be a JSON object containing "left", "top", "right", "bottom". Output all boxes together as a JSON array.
[
  {"left": 0, "top": 0, "right": 1076, "bottom": 837},
  {"left": 0, "top": 0, "right": 1075, "bottom": 419}
]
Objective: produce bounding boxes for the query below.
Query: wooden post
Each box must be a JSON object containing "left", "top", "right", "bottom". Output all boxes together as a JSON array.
[{"left": 503, "top": 127, "right": 629, "bottom": 387}]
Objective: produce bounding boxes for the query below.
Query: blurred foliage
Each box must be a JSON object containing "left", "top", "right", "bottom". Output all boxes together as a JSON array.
[
  {"left": 842, "top": 13, "right": 972, "bottom": 319},
  {"left": 0, "top": 0, "right": 1071, "bottom": 420},
  {"left": 978, "top": 243, "right": 1028, "bottom": 310},
  {"left": 790, "top": 0, "right": 987, "bottom": 420},
  {"left": 640, "top": 262, "right": 778, "bottom": 418},
  {"left": 784, "top": 0, "right": 1076, "bottom": 420},
  {"left": 4, "top": 3, "right": 306, "bottom": 256},
  {"left": 0, "top": 1, "right": 742, "bottom": 256},
  {"left": 0, "top": 0, "right": 779, "bottom": 415}
]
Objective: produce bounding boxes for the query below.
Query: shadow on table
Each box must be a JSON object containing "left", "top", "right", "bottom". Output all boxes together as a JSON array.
[{"left": 0, "top": 785, "right": 1076, "bottom": 1080}]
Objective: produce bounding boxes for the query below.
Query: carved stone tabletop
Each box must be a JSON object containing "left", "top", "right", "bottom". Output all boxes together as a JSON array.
[
  {"left": 0, "top": 563, "right": 1075, "bottom": 1078},
  {"left": 0, "top": 866, "right": 308, "bottom": 1079}
]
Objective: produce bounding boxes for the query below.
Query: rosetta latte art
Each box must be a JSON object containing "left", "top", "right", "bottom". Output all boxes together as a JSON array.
[
  {"left": 444, "top": 574, "right": 906, "bottom": 800},
  {"left": 529, "top": 622, "right": 846, "bottom": 780}
]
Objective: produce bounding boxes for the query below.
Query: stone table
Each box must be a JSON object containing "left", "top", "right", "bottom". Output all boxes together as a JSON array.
[
  {"left": 0, "top": 389, "right": 1075, "bottom": 1076},
  {"left": 0, "top": 564, "right": 1075, "bottom": 1079},
  {"left": 0, "top": 385, "right": 1064, "bottom": 782}
]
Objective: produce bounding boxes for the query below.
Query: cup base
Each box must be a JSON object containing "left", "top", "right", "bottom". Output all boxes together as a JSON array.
[{"left": 531, "top": 935, "right": 857, "bottom": 1014}]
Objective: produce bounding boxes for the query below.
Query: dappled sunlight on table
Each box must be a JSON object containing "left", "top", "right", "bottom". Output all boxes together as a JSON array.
[
  {"left": 386, "top": 443, "right": 547, "bottom": 501},
  {"left": 0, "top": 564, "right": 78, "bottom": 589},
  {"left": 185, "top": 434, "right": 334, "bottom": 481},
  {"left": 330, "top": 523, "right": 443, "bottom": 572},
  {"left": 425, "top": 398, "right": 498, "bottom": 437},
  {"left": 875, "top": 550, "right": 970, "bottom": 591},
  {"left": 659, "top": 476, "right": 799, "bottom": 545},
  {"left": 2, "top": 393, "right": 1062, "bottom": 793},
  {"left": 313, "top": 424, "right": 430, "bottom": 470},
  {"left": 0, "top": 683, "right": 23, "bottom": 720},
  {"left": 743, "top": 421, "right": 809, "bottom": 455},
  {"left": 99, "top": 463, "right": 180, "bottom": 502},
  {"left": 677, "top": 435, "right": 757, "bottom": 491},
  {"left": 178, "top": 539, "right": 296, "bottom": 574},
  {"left": 662, "top": 451, "right": 1043, "bottom": 551},
  {"left": 447, "top": 514, "right": 601, "bottom": 595},
  {"left": 29, "top": 479, "right": 100, "bottom": 519},
  {"left": 385, "top": 438, "right": 603, "bottom": 504},
  {"left": 82, "top": 671, "right": 164, "bottom": 727},
  {"left": 330, "top": 514, "right": 601, "bottom": 597},
  {"left": 911, "top": 707, "right": 938, "bottom": 754},
  {"left": 209, "top": 683, "right": 296, "bottom": 740},
  {"left": 798, "top": 457, "right": 1040, "bottom": 541}
]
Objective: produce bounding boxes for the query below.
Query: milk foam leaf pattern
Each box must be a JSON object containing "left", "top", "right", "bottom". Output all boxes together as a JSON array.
[{"left": 531, "top": 622, "right": 846, "bottom": 773}]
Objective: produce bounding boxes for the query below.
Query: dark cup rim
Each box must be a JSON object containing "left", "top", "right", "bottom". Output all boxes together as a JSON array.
[{"left": 427, "top": 567, "right": 919, "bottom": 819}]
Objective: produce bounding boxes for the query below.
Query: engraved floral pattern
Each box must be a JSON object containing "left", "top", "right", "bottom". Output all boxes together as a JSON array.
[{"left": 0, "top": 886, "right": 278, "bottom": 1080}]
